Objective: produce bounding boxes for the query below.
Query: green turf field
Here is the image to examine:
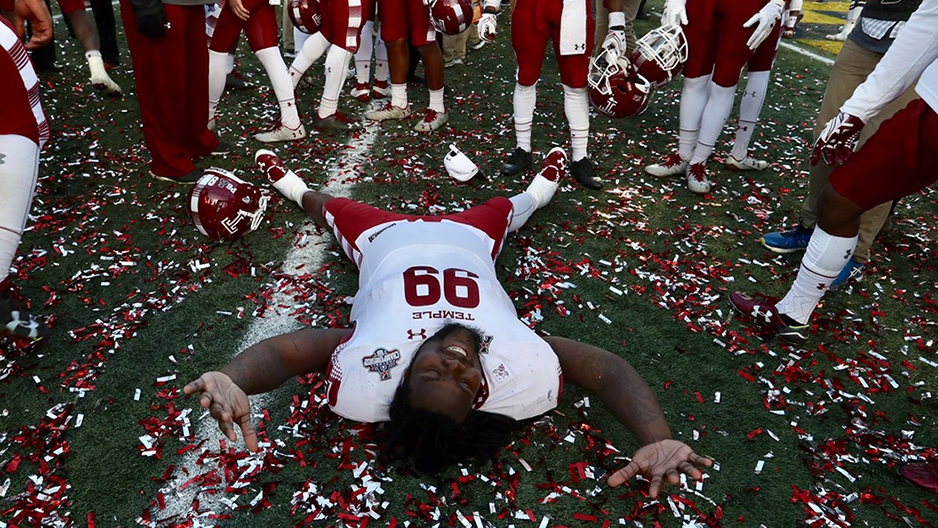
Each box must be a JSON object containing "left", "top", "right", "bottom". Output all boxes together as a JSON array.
[{"left": 2, "top": 1, "right": 938, "bottom": 525}]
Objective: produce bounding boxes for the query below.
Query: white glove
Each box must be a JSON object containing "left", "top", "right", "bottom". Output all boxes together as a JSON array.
[
  {"left": 478, "top": 12, "right": 498, "bottom": 42},
  {"left": 602, "top": 26, "right": 626, "bottom": 57},
  {"left": 661, "top": 0, "right": 688, "bottom": 26},
  {"left": 743, "top": 0, "right": 784, "bottom": 50}
]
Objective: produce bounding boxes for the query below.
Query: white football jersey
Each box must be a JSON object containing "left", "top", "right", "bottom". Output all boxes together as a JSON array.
[{"left": 325, "top": 219, "right": 562, "bottom": 423}]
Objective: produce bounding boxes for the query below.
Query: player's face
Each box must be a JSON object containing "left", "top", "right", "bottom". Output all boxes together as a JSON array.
[{"left": 407, "top": 326, "right": 483, "bottom": 423}]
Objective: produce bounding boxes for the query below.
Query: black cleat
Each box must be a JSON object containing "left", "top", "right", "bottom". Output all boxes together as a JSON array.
[
  {"left": 570, "top": 157, "right": 602, "bottom": 189},
  {"left": 501, "top": 147, "right": 532, "bottom": 176}
]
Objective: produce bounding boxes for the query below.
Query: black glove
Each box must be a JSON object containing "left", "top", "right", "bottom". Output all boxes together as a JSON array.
[{"left": 136, "top": 8, "right": 167, "bottom": 38}]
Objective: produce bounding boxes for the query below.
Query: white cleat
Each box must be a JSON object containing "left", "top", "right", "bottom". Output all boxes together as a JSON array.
[
  {"left": 254, "top": 122, "right": 307, "bottom": 143},
  {"left": 525, "top": 147, "right": 567, "bottom": 208},
  {"left": 413, "top": 109, "right": 448, "bottom": 132},
  {"left": 725, "top": 155, "right": 769, "bottom": 171},
  {"left": 645, "top": 153, "right": 688, "bottom": 177},
  {"left": 686, "top": 162, "right": 712, "bottom": 194},
  {"left": 365, "top": 102, "right": 411, "bottom": 121}
]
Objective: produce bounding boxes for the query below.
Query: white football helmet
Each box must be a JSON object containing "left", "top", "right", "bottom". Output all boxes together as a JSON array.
[
  {"left": 588, "top": 49, "right": 653, "bottom": 118},
  {"left": 629, "top": 24, "right": 688, "bottom": 89}
]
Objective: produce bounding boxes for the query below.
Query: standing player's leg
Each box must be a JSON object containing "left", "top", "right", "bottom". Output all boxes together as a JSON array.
[
  {"left": 0, "top": 135, "right": 48, "bottom": 340},
  {"left": 501, "top": 0, "right": 550, "bottom": 176}
]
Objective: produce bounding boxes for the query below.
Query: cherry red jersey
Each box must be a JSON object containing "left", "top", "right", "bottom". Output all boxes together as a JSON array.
[{"left": 1, "top": 18, "right": 50, "bottom": 147}]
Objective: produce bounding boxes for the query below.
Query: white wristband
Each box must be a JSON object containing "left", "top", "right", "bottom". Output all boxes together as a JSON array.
[{"left": 608, "top": 11, "right": 626, "bottom": 28}]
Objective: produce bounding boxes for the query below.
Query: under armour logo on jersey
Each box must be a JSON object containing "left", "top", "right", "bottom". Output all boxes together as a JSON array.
[
  {"left": 0, "top": 153, "right": 6, "bottom": 165},
  {"left": 844, "top": 249, "right": 852, "bottom": 260},
  {"left": 164, "top": 22, "right": 171, "bottom": 30},
  {"left": 406, "top": 328, "right": 427, "bottom": 340},
  {"left": 816, "top": 283, "right": 827, "bottom": 291},
  {"left": 362, "top": 348, "right": 401, "bottom": 381}
]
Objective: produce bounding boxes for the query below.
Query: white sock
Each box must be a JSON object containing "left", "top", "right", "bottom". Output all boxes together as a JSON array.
[
  {"left": 429, "top": 88, "right": 445, "bottom": 113},
  {"left": 690, "top": 82, "right": 736, "bottom": 165},
  {"left": 678, "top": 74, "right": 710, "bottom": 161},
  {"left": 507, "top": 193, "right": 538, "bottom": 232},
  {"left": 563, "top": 84, "right": 589, "bottom": 162},
  {"left": 226, "top": 53, "right": 235, "bottom": 74},
  {"left": 355, "top": 21, "right": 374, "bottom": 83},
  {"left": 0, "top": 135, "right": 39, "bottom": 279},
  {"left": 375, "top": 35, "right": 389, "bottom": 81},
  {"left": 391, "top": 83, "right": 408, "bottom": 108},
  {"left": 272, "top": 168, "right": 312, "bottom": 206},
  {"left": 291, "top": 32, "right": 331, "bottom": 86},
  {"left": 0, "top": 229, "right": 17, "bottom": 284},
  {"left": 776, "top": 227, "right": 858, "bottom": 324},
  {"left": 85, "top": 50, "right": 106, "bottom": 78},
  {"left": 256, "top": 47, "right": 300, "bottom": 128},
  {"left": 513, "top": 82, "right": 537, "bottom": 153},
  {"left": 731, "top": 70, "right": 770, "bottom": 160},
  {"left": 208, "top": 50, "right": 229, "bottom": 121},
  {"left": 322, "top": 46, "right": 352, "bottom": 112}
]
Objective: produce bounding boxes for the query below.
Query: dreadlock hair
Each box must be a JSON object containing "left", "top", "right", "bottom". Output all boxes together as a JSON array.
[
  {"left": 385, "top": 381, "right": 519, "bottom": 473},
  {"left": 383, "top": 323, "right": 520, "bottom": 473}
]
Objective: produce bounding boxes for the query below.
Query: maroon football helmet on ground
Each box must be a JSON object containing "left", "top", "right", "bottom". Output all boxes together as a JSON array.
[
  {"left": 588, "top": 48, "right": 653, "bottom": 118},
  {"left": 288, "top": 0, "right": 322, "bottom": 34},
  {"left": 629, "top": 24, "right": 688, "bottom": 89},
  {"left": 188, "top": 168, "right": 269, "bottom": 241},
  {"left": 429, "top": 0, "right": 473, "bottom": 35}
]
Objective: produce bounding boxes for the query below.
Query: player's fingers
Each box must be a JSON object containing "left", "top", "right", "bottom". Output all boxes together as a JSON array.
[
  {"left": 217, "top": 413, "right": 238, "bottom": 442},
  {"left": 742, "top": 14, "right": 757, "bottom": 28},
  {"left": 679, "top": 11, "right": 688, "bottom": 25},
  {"left": 183, "top": 378, "right": 205, "bottom": 396},
  {"left": 238, "top": 414, "right": 260, "bottom": 451},
  {"left": 647, "top": 473, "right": 664, "bottom": 499},
  {"left": 607, "top": 461, "right": 640, "bottom": 487},
  {"left": 679, "top": 461, "right": 705, "bottom": 480},
  {"left": 198, "top": 392, "right": 214, "bottom": 410}
]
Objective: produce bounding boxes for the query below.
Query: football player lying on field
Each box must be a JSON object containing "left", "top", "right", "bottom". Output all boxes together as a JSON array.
[{"left": 185, "top": 149, "right": 712, "bottom": 495}]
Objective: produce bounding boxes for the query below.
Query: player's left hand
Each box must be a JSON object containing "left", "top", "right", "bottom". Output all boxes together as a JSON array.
[
  {"left": 743, "top": 0, "right": 784, "bottom": 50},
  {"left": 13, "top": 0, "right": 53, "bottom": 49},
  {"left": 811, "top": 111, "right": 865, "bottom": 167},
  {"left": 602, "top": 25, "right": 627, "bottom": 59},
  {"left": 228, "top": 0, "right": 251, "bottom": 21},
  {"left": 607, "top": 439, "right": 712, "bottom": 498},
  {"left": 184, "top": 371, "right": 259, "bottom": 451}
]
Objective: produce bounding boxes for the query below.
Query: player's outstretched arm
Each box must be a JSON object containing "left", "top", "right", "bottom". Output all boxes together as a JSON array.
[
  {"left": 183, "top": 327, "right": 352, "bottom": 450},
  {"left": 545, "top": 336, "right": 711, "bottom": 497}
]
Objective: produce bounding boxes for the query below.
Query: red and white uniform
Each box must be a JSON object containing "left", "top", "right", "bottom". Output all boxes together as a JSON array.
[
  {"left": 119, "top": 0, "right": 219, "bottom": 177},
  {"left": 378, "top": 0, "right": 435, "bottom": 46},
  {"left": 321, "top": 0, "right": 375, "bottom": 52},
  {"left": 511, "top": 0, "right": 593, "bottom": 87},
  {"left": 1, "top": 18, "right": 50, "bottom": 148},
  {"left": 684, "top": 0, "right": 778, "bottom": 86},
  {"left": 1, "top": 17, "right": 49, "bottom": 279},
  {"left": 830, "top": 0, "right": 938, "bottom": 207},
  {"left": 210, "top": 0, "right": 278, "bottom": 52},
  {"left": 323, "top": 197, "right": 563, "bottom": 423}
]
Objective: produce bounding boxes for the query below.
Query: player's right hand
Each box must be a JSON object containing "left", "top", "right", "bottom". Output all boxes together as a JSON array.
[
  {"left": 478, "top": 12, "right": 497, "bottom": 42},
  {"left": 184, "top": 371, "right": 259, "bottom": 451},
  {"left": 228, "top": 0, "right": 251, "bottom": 21},
  {"left": 135, "top": 8, "right": 167, "bottom": 39},
  {"left": 660, "top": 0, "right": 688, "bottom": 26},
  {"left": 13, "top": 0, "right": 53, "bottom": 49},
  {"left": 811, "top": 112, "right": 865, "bottom": 167}
]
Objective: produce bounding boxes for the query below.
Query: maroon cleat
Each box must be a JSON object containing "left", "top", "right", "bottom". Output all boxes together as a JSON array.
[
  {"left": 899, "top": 461, "right": 938, "bottom": 492},
  {"left": 728, "top": 292, "right": 809, "bottom": 343}
]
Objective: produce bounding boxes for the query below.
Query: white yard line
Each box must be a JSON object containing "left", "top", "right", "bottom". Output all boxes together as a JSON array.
[
  {"left": 158, "top": 121, "right": 380, "bottom": 521},
  {"left": 779, "top": 40, "right": 836, "bottom": 66}
]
